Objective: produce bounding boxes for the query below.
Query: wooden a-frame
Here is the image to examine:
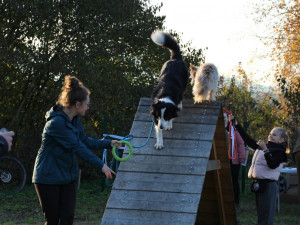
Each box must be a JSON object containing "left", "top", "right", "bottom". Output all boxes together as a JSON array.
[{"left": 101, "top": 98, "right": 237, "bottom": 225}]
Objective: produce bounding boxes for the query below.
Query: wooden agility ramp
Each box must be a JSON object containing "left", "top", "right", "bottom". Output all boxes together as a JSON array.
[{"left": 101, "top": 98, "right": 237, "bottom": 225}]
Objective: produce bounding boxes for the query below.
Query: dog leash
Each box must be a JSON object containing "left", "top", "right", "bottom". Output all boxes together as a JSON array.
[
  {"left": 223, "top": 108, "right": 238, "bottom": 160},
  {"left": 102, "top": 148, "right": 120, "bottom": 187},
  {"left": 102, "top": 119, "right": 155, "bottom": 187},
  {"left": 122, "top": 118, "right": 155, "bottom": 149},
  {"left": 102, "top": 118, "right": 155, "bottom": 162}
]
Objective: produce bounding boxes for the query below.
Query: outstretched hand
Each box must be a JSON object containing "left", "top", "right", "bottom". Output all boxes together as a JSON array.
[
  {"left": 111, "top": 140, "right": 122, "bottom": 149},
  {"left": 257, "top": 140, "right": 267, "bottom": 150},
  {"left": 228, "top": 115, "right": 238, "bottom": 125},
  {"left": 102, "top": 164, "right": 116, "bottom": 179},
  {"left": 0, "top": 131, "right": 15, "bottom": 151}
]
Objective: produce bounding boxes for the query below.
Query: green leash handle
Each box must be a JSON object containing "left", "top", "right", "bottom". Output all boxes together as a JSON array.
[{"left": 112, "top": 140, "right": 133, "bottom": 162}]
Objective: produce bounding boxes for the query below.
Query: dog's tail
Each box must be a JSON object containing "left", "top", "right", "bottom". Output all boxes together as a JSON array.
[{"left": 151, "top": 31, "right": 181, "bottom": 60}]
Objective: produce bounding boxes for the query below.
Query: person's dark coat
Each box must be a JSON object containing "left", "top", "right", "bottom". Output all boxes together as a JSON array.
[{"left": 32, "top": 105, "right": 111, "bottom": 184}]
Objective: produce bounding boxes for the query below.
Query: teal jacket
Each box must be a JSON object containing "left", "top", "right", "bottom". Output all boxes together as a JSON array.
[{"left": 32, "top": 105, "right": 111, "bottom": 184}]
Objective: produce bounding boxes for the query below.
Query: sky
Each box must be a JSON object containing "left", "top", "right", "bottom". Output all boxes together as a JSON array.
[{"left": 150, "top": 0, "right": 276, "bottom": 86}]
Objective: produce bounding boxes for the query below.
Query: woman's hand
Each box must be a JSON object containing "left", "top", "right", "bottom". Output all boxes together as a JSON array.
[
  {"left": 257, "top": 140, "right": 267, "bottom": 150},
  {"left": 228, "top": 115, "right": 238, "bottom": 125},
  {"left": 101, "top": 164, "right": 116, "bottom": 179},
  {"left": 0, "top": 131, "right": 15, "bottom": 151},
  {"left": 111, "top": 140, "right": 122, "bottom": 148}
]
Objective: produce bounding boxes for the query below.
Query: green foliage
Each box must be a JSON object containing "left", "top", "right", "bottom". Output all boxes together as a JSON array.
[
  {"left": 217, "top": 68, "right": 279, "bottom": 141},
  {"left": 251, "top": 0, "right": 300, "bottom": 150},
  {"left": 0, "top": 0, "right": 205, "bottom": 179},
  {"left": 275, "top": 76, "right": 300, "bottom": 148}
]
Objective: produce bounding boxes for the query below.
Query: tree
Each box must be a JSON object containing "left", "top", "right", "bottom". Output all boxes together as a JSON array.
[
  {"left": 253, "top": 0, "right": 300, "bottom": 81},
  {"left": 217, "top": 63, "right": 280, "bottom": 141},
  {"left": 0, "top": 0, "right": 205, "bottom": 177},
  {"left": 275, "top": 76, "right": 300, "bottom": 147},
  {"left": 253, "top": 0, "right": 300, "bottom": 146}
]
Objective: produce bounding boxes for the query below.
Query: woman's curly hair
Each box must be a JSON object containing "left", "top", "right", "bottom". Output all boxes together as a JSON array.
[{"left": 57, "top": 75, "right": 90, "bottom": 107}]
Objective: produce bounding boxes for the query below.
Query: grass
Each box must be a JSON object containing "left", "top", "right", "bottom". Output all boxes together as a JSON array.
[
  {"left": 237, "top": 182, "right": 300, "bottom": 225},
  {"left": 0, "top": 178, "right": 111, "bottom": 225},
  {"left": 1, "top": 178, "right": 299, "bottom": 225}
]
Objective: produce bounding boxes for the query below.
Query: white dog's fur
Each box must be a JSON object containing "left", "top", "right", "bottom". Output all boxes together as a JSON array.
[{"left": 190, "top": 63, "right": 219, "bottom": 103}]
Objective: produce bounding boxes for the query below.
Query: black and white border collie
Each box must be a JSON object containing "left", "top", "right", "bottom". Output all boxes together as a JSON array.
[{"left": 150, "top": 31, "right": 189, "bottom": 150}]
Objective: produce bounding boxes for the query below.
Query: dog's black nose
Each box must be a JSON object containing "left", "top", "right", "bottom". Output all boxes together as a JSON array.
[{"left": 160, "top": 125, "right": 164, "bottom": 129}]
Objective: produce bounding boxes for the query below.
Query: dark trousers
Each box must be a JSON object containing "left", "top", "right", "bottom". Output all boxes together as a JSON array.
[
  {"left": 34, "top": 181, "right": 77, "bottom": 225},
  {"left": 230, "top": 161, "right": 240, "bottom": 205},
  {"left": 255, "top": 181, "right": 277, "bottom": 225},
  {"left": 294, "top": 151, "right": 300, "bottom": 203}
]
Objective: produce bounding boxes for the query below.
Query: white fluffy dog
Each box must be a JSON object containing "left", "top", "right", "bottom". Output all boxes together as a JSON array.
[{"left": 190, "top": 63, "right": 219, "bottom": 103}]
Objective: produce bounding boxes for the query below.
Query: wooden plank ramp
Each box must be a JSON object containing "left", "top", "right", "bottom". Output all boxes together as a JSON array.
[{"left": 101, "top": 98, "right": 237, "bottom": 225}]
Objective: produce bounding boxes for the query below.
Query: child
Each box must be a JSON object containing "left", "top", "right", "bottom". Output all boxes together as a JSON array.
[{"left": 229, "top": 115, "right": 288, "bottom": 225}]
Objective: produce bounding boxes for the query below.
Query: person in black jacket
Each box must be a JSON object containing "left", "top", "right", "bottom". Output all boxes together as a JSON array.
[
  {"left": 229, "top": 115, "right": 288, "bottom": 225},
  {"left": 0, "top": 130, "right": 15, "bottom": 157}
]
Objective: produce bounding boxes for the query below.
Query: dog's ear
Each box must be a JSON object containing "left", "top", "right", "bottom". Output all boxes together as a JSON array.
[
  {"left": 150, "top": 101, "right": 159, "bottom": 116},
  {"left": 150, "top": 109, "right": 155, "bottom": 116},
  {"left": 190, "top": 63, "right": 197, "bottom": 74},
  {"left": 164, "top": 105, "right": 179, "bottom": 120},
  {"left": 190, "top": 63, "right": 197, "bottom": 85},
  {"left": 172, "top": 105, "right": 180, "bottom": 118},
  {"left": 150, "top": 104, "right": 156, "bottom": 116},
  {"left": 174, "top": 109, "right": 179, "bottom": 118},
  {"left": 190, "top": 63, "right": 197, "bottom": 79},
  {"left": 151, "top": 100, "right": 159, "bottom": 109}
]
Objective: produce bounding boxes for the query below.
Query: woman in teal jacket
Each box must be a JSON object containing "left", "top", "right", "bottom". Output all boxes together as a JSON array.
[{"left": 32, "top": 75, "right": 121, "bottom": 225}]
